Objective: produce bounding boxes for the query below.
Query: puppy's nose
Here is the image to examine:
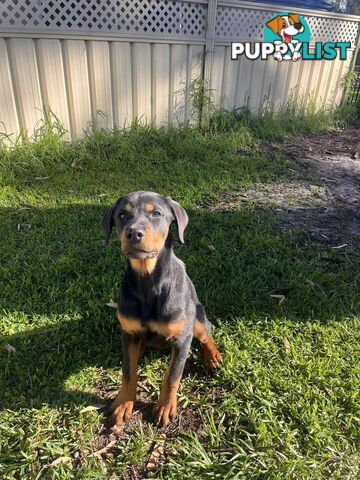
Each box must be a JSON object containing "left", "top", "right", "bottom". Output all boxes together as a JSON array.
[{"left": 126, "top": 227, "right": 145, "bottom": 243}]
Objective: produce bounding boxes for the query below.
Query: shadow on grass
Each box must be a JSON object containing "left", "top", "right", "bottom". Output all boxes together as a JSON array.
[{"left": 1, "top": 204, "right": 359, "bottom": 411}]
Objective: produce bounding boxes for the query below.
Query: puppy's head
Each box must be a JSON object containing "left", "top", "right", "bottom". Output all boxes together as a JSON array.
[
  {"left": 103, "top": 191, "right": 188, "bottom": 261},
  {"left": 266, "top": 14, "right": 304, "bottom": 41}
]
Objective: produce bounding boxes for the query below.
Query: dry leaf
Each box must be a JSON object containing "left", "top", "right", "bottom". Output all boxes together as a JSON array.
[
  {"left": 146, "top": 434, "right": 166, "bottom": 472},
  {"left": 207, "top": 245, "right": 216, "bottom": 251},
  {"left": 106, "top": 301, "right": 118, "bottom": 309},
  {"left": 270, "top": 294, "right": 285, "bottom": 304},
  {"left": 34, "top": 176, "right": 49, "bottom": 180},
  {"left": 80, "top": 404, "right": 105, "bottom": 414},
  {"left": 50, "top": 456, "right": 72, "bottom": 467},
  {"left": 4, "top": 344, "right": 16, "bottom": 353},
  {"left": 283, "top": 337, "right": 291, "bottom": 355},
  {"left": 91, "top": 440, "right": 117, "bottom": 459}
]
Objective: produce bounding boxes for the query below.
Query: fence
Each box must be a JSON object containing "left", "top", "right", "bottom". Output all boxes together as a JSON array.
[{"left": 0, "top": 0, "right": 359, "bottom": 140}]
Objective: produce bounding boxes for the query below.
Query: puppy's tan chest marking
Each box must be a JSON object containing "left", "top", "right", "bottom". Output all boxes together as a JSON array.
[
  {"left": 117, "top": 313, "right": 146, "bottom": 335},
  {"left": 148, "top": 320, "right": 184, "bottom": 340},
  {"left": 117, "top": 312, "right": 184, "bottom": 340},
  {"left": 129, "top": 258, "right": 158, "bottom": 275}
]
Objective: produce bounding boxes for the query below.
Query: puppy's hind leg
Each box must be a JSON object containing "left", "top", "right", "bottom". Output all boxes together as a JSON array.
[{"left": 194, "top": 304, "right": 223, "bottom": 371}]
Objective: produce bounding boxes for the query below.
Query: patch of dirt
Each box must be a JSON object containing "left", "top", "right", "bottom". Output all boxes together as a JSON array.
[
  {"left": 87, "top": 402, "right": 203, "bottom": 479},
  {"left": 87, "top": 363, "right": 207, "bottom": 478},
  {"left": 210, "top": 183, "right": 331, "bottom": 210},
  {"left": 210, "top": 125, "right": 360, "bottom": 246}
]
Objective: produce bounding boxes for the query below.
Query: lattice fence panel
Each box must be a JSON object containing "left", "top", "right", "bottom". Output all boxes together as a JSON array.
[
  {"left": 215, "top": 5, "right": 359, "bottom": 44},
  {"left": 305, "top": 16, "right": 359, "bottom": 43},
  {"left": 0, "top": 0, "right": 207, "bottom": 37},
  {"left": 215, "top": 7, "right": 278, "bottom": 41},
  {"left": 0, "top": 0, "right": 42, "bottom": 28}
]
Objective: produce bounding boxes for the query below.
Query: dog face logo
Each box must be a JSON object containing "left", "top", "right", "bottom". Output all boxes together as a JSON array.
[
  {"left": 264, "top": 12, "right": 310, "bottom": 62},
  {"left": 266, "top": 14, "right": 304, "bottom": 44}
]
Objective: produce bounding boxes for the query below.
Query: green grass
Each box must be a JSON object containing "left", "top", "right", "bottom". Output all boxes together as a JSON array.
[{"left": 0, "top": 112, "right": 359, "bottom": 479}]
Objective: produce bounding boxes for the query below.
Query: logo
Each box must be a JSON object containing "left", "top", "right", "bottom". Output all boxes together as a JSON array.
[
  {"left": 264, "top": 12, "right": 310, "bottom": 61},
  {"left": 231, "top": 12, "right": 351, "bottom": 62}
]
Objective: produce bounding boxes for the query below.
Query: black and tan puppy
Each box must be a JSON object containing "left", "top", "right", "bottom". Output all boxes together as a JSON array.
[{"left": 103, "top": 191, "right": 223, "bottom": 427}]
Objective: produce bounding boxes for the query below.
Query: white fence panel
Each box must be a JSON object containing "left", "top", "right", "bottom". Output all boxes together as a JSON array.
[
  {"left": 87, "top": 41, "right": 113, "bottom": 130},
  {"left": 0, "top": 0, "right": 357, "bottom": 139},
  {"left": 171, "top": 44, "right": 188, "bottom": 125},
  {"left": 63, "top": 40, "right": 92, "bottom": 138},
  {"left": 0, "top": 39, "right": 19, "bottom": 137},
  {"left": 111, "top": 42, "right": 133, "bottom": 128},
  {"left": 133, "top": 43, "right": 152, "bottom": 124},
  {"left": 153, "top": 43, "right": 170, "bottom": 127},
  {"left": 36, "top": 39, "right": 71, "bottom": 138},
  {"left": 8, "top": 38, "right": 43, "bottom": 134}
]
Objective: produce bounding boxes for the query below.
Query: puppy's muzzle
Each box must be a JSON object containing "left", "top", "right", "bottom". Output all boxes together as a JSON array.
[{"left": 123, "top": 225, "right": 158, "bottom": 259}]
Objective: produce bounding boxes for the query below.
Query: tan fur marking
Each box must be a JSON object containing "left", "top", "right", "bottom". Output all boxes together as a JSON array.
[
  {"left": 160, "top": 373, "right": 181, "bottom": 402},
  {"left": 149, "top": 320, "right": 184, "bottom": 340},
  {"left": 129, "top": 258, "right": 158, "bottom": 276},
  {"left": 202, "top": 338, "right": 223, "bottom": 370},
  {"left": 111, "top": 340, "right": 142, "bottom": 426},
  {"left": 145, "top": 203, "right": 154, "bottom": 212},
  {"left": 154, "top": 349, "right": 182, "bottom": 425},
  {"left": 123, "top": 341, "right": 141, "bottom": 394},
  {"left": 193, "top": 319, "right": 208, "bottom": 343},
  {"left": 140, "top": 225, "right": 168, "bottom": 253},
  {"left": 119, "top": 231, "right": 127, "bottom": 249},
  {"left": 117, "top": 312, "right": 146, "bottom": 335}
]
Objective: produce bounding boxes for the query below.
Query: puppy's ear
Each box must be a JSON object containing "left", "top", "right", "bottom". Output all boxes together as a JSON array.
[
  {"left": 103, "top": 199, "right": 121, "bottom": 245},
  {"left": 166, "top": 197, "right": 189, "bottom": 244},
  {"left": 289, "top": 13, "right": 300, "bottom": 24},
  {"left": 266, "top": 16, "right": 282, "bottom": 35}
]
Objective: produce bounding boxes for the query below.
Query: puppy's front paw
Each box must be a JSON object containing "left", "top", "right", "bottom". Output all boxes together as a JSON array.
[
  {"left": 153, "top": 397, "right": 177, "bottom": 426},
  {"left": 110, "top": 391, "right": 135, "bottom": 426},
  {"left": 202, "top": 340, "right": 223, "bottom": 371}
]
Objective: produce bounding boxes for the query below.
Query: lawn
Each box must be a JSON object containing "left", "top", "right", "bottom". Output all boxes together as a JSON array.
[{"left": 0, "top": 117, "right": 359, "bottom": 479}]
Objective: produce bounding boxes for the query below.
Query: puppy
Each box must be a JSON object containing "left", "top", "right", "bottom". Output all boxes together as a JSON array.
[{"left": 103, "top": 191, "right": 223, "bottom": 426}]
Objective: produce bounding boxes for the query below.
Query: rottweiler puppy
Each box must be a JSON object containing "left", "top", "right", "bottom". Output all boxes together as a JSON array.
[{"left": 103, "top": 191, "right": 223, "bottom": 426}]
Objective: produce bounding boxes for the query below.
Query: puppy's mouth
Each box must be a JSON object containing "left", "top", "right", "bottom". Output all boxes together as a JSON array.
[{"left": 124, "top": 247, "right": 158, "bottom": 259}]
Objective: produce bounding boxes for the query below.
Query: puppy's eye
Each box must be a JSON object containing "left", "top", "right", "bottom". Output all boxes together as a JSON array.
[
  {"left": 119, "top": 212, "right": 127, "bottom": 219},
  {"left": 152, "top": 211, "right": 161, "bottom": 218}
]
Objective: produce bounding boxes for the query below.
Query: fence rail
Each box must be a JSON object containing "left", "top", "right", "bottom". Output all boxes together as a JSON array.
[{"left": 0, "top": 0, "right": 359, "bottom": 140}]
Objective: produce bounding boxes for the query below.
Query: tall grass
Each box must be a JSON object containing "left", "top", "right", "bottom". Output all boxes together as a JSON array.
[{"left": 0, "top": 93, "right": 358, "bottom": 178}]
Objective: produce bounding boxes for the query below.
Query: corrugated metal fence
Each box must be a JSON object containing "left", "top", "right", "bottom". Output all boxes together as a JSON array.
[{"left": 0, "top": 0, "right": 359, "bottom": 140}]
